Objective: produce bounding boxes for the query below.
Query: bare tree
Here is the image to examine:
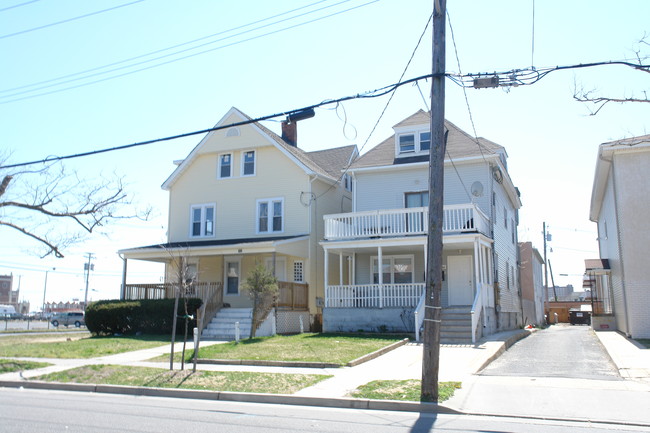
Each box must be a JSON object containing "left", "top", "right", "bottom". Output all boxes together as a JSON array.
[
  {"left": 573, "top": 36, "right": 650, "bottom": 115},
  {"left": 0, "top": 158, "right": 148, "bottom": 258}
]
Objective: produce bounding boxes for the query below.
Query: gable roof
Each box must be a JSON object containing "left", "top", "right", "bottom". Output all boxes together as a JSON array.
[
  {"left": 349, "top": 110, "right": 505, "bottom": 170},
  {"left": 162, "top": 107, "right": 358, "bottom": 190},
  {"left": 589, "top": 134, "right": 650, "bottom": 221}
]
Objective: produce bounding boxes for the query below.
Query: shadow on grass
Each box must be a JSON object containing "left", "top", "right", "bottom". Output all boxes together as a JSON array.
[
  {"left": 143, "top": 369, "right": 197, "bottom": 388},
  {"left": 304, "top": 332, "right": 412, "bottom": 341},
  {"left": 88, "top": 334, "right": 171, "bottom": 343}
]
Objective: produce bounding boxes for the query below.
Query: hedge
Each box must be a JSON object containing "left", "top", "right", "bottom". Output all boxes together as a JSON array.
[{"left": 85, "top": 298, "right": 202, "bottom": 335}]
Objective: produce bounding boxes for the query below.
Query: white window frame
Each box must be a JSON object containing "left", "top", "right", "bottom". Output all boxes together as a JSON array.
[
  {"left": 343, "top": 173, "right": 353, "bottom": 192},
  {"left": 224, "top": 256, "right": 242, "bottom": 296},
  {"left": 218, "top": 153, "right": 233, "bottom": 179},
  {"left": 395, "top": 127, "right": 431, "bottom": 157},
  {"left": 241, "top": 150, "right": 256, "bottom": 177},
  {"left": 293, "top": 261, "right": 304, "bottom": 283},
  {"left": 256, "top": 197, "right": 284, "bottom": 234},
  {"left": 370, "top": 254, "right": 415, "bottom": 284},
  {"left": 189, "top": 203, "right": 216, "bottom": 238}
]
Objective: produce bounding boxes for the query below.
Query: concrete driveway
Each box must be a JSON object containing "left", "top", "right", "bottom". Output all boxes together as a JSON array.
[{"left": 481, "top": 323, "right": 621, "bottom": 381}]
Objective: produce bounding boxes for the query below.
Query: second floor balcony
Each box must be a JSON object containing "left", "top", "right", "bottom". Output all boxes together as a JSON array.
[{"left": 323, "top": 203, "right": 490, "bottom": 241}]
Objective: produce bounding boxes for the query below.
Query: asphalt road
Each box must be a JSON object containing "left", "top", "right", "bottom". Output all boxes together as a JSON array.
[
  {"left": 481, "top": 324, "right": 621, "bottom": 380},
  {"left": 1, "top": 388, "right": 647, "bottom": 433}
]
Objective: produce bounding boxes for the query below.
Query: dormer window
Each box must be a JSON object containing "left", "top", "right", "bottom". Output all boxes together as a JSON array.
[
  {"left": 420, "top": 131, "right": 431, "bottom": 151},
  {"left": 396, "top": 129, "right": 431, "bottom": 156},
  {"left": 399, "top": 134, "right": 415, "bottom": 153}
]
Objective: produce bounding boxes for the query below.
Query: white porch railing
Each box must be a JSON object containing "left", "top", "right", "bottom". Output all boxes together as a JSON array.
[
  {"left": 326, "top": 283, "right": 425, "bottom": 308},
  {"left": 324, "top": 204, "right": 489, "bottom": 240},
  {"left": 470, "top": 282, "right": 490, "bottom": 344},
  {"left": 470, "top": 284, "right": 482, "bottom": 344}
]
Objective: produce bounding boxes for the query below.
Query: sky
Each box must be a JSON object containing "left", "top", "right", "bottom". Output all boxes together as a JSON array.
[{"left": 0, "top": 0, "right": 648, "bottom": 310}]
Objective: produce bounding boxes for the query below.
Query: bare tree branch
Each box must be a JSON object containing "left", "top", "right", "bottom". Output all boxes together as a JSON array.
[
  {"left": 0, "top": 156, "right": 148, "bottom": 258},
  {"left": 573, "top": 35, "right": 649, "bottom": 115}
]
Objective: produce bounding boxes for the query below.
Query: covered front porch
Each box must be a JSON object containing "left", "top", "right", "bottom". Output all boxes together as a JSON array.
[
  {"left": 321, "top": 233, "right": 495, "bottom": 342},
  {"left": 118, "top": 235, "right": 311, "bottom": 334}
]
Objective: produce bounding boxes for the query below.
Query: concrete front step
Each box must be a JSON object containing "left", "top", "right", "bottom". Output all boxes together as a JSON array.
[
  {"left": 441, "top": 305, "right": 473, "bottom": 344},
  {"left": 202, "top": 308, "right": 253, "bottom": 340}
]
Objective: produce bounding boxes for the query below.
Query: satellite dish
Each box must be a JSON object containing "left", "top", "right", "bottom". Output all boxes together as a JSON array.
[{"left": 471, "top": 181, "right": 484, "bottom": 198}]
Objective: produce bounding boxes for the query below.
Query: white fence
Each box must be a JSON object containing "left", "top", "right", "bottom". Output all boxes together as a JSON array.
[
  {"left": 325, "top": 283, "right": 425, "bottom": 308},
  {"left": 324, "top": 204, "right": 489, "bottom": 240}
]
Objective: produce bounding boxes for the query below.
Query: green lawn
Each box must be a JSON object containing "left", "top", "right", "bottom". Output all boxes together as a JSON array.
[
  {"left": 0, "top": 334, "right": 171, "bottom": 359},
  {"left": 350, "top": 380, "right": 461, "bottom": 403},
  {"left": 37, "top": 364, "right": 330, "bottom": 394},
  {"left": 0, "top": 359, "right": 51, "bottom": 373},
  {"left": 194, "top": 333, "right": 406, "bottom": 365}
]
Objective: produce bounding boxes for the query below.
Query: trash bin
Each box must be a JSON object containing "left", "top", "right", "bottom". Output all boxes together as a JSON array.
[{"left": 569, "top": 309, "right": 591, "bottom": 325}]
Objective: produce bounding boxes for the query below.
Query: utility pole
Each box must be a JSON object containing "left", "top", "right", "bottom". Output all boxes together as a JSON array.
[
  {"left": 421, "top": 0, "right": 446, "bottom": 402},
  {"left": 83, "top": 253, "right": 95, "bottom": 310}
]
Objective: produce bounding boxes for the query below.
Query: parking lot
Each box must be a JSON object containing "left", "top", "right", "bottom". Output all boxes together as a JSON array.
[{"left": 0, "top": 318, "right": 84, "bottom": 332}]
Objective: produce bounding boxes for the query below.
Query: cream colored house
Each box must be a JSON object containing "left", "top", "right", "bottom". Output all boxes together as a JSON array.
[
  {"left": 589, "top": 135, "right": 650, "bottom": 338},
  {"left": 119, "top": 107, "right": 358, "bottom": 338}
]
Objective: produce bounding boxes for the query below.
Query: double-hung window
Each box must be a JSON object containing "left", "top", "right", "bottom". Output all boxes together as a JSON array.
[
  {"left": 419, "top": 131, "right": 431, "bottom": 151},
  {"left": 190, "top": 204, "right": 215, "bottom": 237},
  {"left": 242, "top": 150, "right": 256, "bottom": 176},
  {"left": 257, "top": 198, "right": 283, "bottom": 234},
  {"left": 218, "top": 154, "right": 232, "bottom": 178},
  {"left": 397, "top": 130, "right": 431, "bottom": 155},
  {"left": 399, "top": 134, "right": 415, "bottom": 153}
]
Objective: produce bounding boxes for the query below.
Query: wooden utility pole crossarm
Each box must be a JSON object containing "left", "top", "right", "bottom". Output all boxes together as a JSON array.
[{"left": 421, "top": 0, "right": 446, "bottom": 402}]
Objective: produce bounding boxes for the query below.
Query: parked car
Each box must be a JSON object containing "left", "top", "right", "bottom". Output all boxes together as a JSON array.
[{"left": 51, "top": 312, "right": 85, "bottom": 328}]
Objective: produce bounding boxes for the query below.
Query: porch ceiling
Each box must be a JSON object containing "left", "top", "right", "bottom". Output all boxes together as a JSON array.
[
  {"left": 320, "top": 233, "right": 492, "bottom": 255},
  {"left": 119, "top": 235, "right": 309, "bottom": 261}
]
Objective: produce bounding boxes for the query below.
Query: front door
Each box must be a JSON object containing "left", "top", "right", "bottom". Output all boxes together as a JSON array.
[{"left": 448, "top": 255, "right": 474, "bottom": 305}]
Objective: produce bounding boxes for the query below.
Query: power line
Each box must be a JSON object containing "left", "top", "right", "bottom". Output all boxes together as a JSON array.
[
  {"left": 0, "top": 0, "right": 347, "bottom": 96},
  {"left": 0, "top": 0, "right": 145, "bottom": 40},
  {"left": 0, "top": 73, "right": 438, "bottom": 170},
  {"left": 0, "top": 0, "right": 40, "bottom": 13},
  {"left": 0, "top": 0, "right": 380, "bottom": 104},
  {"left": 311, "top": 10, "right": 433, "bottom": 201}
]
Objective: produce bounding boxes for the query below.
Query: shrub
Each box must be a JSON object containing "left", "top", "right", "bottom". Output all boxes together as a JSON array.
[{"left": 85, "top": 298, "right": 202, "bottom": 335}]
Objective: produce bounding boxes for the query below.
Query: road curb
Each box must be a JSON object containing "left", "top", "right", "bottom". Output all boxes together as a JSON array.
[
  {"left": 0, "top": 379, "right": 460, "bottom": 414},
  {"left": 475, "top": 329, "right": 530, "bottom": 373}
]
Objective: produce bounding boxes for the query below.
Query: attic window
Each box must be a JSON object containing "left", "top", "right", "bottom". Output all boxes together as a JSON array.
[
  {"left": 226, "top": 127, "right": 240, "bottom": 137},
  {"left": 397, "top": 130, "right": 431, "bottom": 156},
  {"left": 399, "top": 134, "right": 415, "bottom": 153}
]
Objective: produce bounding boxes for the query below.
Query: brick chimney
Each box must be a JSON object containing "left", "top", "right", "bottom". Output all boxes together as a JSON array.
[{"left": 281, "top": 120, "right": 297, "bottom": 147}]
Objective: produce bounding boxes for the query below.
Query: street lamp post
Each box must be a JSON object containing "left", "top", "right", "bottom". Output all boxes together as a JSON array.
[{"left": 42, "top": 267, "right": 55, "bottom": 320}]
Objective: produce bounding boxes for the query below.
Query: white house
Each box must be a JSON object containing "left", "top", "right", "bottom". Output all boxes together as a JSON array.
[
  {"left": 119, "top": 107, "right": 358, "bottom": 339},
  {"left": 589, "top": 134, "right": 650, "bottom": 338},
  {"left": 321, "top": 110, "right": 523, "bottom": 343}
]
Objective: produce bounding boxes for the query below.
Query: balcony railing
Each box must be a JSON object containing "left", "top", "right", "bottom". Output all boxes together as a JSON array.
[
  {"left": 324, "top": 204, "right": 489, "bottom": 240},
  {"left": 326, "top": 283, "right": 425, "bottom": 308}
]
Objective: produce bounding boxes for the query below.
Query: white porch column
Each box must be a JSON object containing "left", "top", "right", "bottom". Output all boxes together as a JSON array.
[
  {"left": 473, "top": 238, "right": 481, "bottom": 300},
  {"left": 378, "top": 245, "right": 383, "bottom": 308},
  {"left": 352, "top": 253, "right": 356, "bottom": 286},
  {"left": 324, "top": 249, "right": 329, "bottom": 306},
  {"left": 423, "top": 243, "right": 428, "bottom": 279},
  {"left": 339, "top": 252, "right": 344, "bottom": 285},
  {"left": 120, "top": 256, "right": 128, "bottom": 300}
]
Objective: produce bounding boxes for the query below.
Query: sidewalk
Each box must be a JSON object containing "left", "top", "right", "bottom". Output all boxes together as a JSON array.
[
  {"left": 444, "top": 329, "right": 650, "bottom": 426},
  {"left": 1, "top": 328, "right": 649, "bottom": 422}
]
